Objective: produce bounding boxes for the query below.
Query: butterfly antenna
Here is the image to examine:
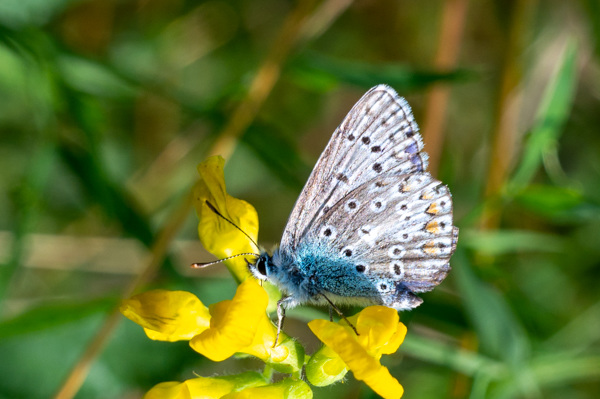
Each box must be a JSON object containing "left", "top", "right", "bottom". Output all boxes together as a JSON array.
[
  {"left": 191, "top": 252, "right": 259, "bottom": 268},
  {"left": 319, "top": 293, "right": 359, "bottom": 336},
  {"left": 204, "top": 200, "right": 260, "bottom": 251}
]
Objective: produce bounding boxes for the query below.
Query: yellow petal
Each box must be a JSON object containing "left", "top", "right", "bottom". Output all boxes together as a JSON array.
[
  {"left": 189, "top": 279, "right": 268, "bottom": 361},
  {"left": 308, "top": 313, "right": 404, "bottom": 399},
  {"left": 354, "top": 306, "right": 406, "bottom": 357},
  {"left": 243, "top": 315, "right": 304, "bottom": 373},
  {"left": 380, "top": 321, "right": 407, "bottom": 355},
  {"left": 194, "top": 156, "right": 259, "bottom": 282},
  {"left": 360, "top": 367, "right": 404, "bottom": 399},
  {"left": 144, "top": 372, "right": 268, "bottom": 399},
  {"left": 120, "top": 290, "right": 210, "bottom": 342},
  {"left": 241, "top": 310, "right": 286, "bottom": 359},
  {"left": 187, "top": 279, "right": 302, "bottom": 371},
  {"left": 308, "top": 319, "right": 380, "bottom": 375},
  {"left": 185, "top": 376, "right": 238, "bottom": 399},
  {"left": 143, "top": 381, "right": 191, "bottom": 399},
  {"left": 221, "top": 379, "right": 312, "bottom": 399}
]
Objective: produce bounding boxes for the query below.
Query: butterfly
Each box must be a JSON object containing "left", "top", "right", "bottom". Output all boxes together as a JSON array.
[{"left": 249, "top": 85, "right": 458, "bottom": 333}]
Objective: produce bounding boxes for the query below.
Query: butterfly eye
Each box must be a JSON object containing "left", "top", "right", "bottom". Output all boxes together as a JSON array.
[{"left": 256, "top": 257, "right": 267, "bottom": 276}]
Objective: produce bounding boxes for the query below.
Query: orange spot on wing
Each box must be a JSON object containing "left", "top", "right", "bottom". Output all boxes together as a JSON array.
[
  {"left": 426, "top": 220, "right": 440, "bottom": 234},
  {"left": 426, "top": 203, "right": 438, "bottom": 215},
  {"left": 423, "top": 241, "right": 438, "bottom": 255}
]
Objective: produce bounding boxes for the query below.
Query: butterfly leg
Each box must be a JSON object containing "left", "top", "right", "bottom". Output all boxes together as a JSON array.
[
  {"left": 319, "top": 293, "right": 359, "bottom": 336},
  {"left": 328, "top": 305, "right": 333, "bottom": 322},
  {"left": 274, "top": 297, "right": 287, "bottom": 347}
]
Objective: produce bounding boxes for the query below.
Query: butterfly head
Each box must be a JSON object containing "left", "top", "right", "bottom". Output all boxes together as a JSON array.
[{"left": 248, "top": 251, "right": 274, "bottom": 281}]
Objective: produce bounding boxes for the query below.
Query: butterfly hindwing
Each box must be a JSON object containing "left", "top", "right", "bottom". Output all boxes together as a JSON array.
[{"left": 306, "top": 173, "right": 456, "bottom": 309}]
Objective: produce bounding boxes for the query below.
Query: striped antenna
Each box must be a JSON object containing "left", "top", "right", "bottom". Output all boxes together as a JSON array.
[{"left": 191, "top": 252, "right": 259, "bottom": 268}]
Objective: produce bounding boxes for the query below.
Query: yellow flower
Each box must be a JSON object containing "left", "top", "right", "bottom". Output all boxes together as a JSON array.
[
  {"left": 307, "top": 306, "right": 407, "bottom": 399},
  {"left": 190, "top": 279, "right": 304, "bottom": 373},
  {"left": 120, "top": 280, "right": 301, "bottom": 371},
  {"left": 194, "top": 156, "right": 259, "bottom": 282},
  {"left": 120, "top": 290, "right": 211, "bottom": 342},
  {"left": 143, "top": 372, "right": 268, "bottom": 399}
]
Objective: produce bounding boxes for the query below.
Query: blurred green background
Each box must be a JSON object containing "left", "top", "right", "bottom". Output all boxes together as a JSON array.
[{"left": 1, "top": 0, "right": 599, "bottom": 398}]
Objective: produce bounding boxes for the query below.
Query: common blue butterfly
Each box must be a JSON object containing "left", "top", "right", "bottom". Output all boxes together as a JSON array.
[{"left": 248, "top": 85, "right": 458, "bottom": 331}]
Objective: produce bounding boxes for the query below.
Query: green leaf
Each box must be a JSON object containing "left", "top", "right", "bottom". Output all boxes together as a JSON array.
[
  {"left": 583, "top": 0, "right": 600, "bottom": 57},
  {"left": 288, "top": 52, "right": 472, "bottom": 92},
  {"left": 1, "top": 141, "right": 57, "bottom": 304},
  {"left": 0, "top": 0, "right": 70, "bottom": 28},
  {"left": 459, "top": 229, "right": 565, "bottom": 256},
  {"left": 544, "top": 299, "right": 600, "bottom": 352},
  {"left": 514, "top": 185, "right": 595, "bottom": 221},
  {"left": 0, "top": 298, "right": 115, "bottom": 339},
  {"left": 507, "top": 40, "right": 578, "bottom": 193},
  {"left": 402, "top": 334, "right": 505, "bottom": 378},
  {"left": 452, "top": 251, "right": 530, "bottom": 365},
  {"left": 57, "top": 55, "right": 136, "bottom": 99},
  {"left": 531, "top": 354, "right": 600, "bottom": 387},
  {"left": 243, "top": 123, "right": 311, "bottom": 191},
  {"left": 490, "top": 354, "right": 600, "bottom": 399}
]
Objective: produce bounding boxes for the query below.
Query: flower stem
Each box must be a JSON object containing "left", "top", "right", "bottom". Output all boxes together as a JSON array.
[{"left": 262, "top": 364, "right": 274, "bottom": 381}]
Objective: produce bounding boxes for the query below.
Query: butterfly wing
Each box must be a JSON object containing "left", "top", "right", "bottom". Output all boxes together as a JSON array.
[
  {"left": 280, "top": 85, "right": 428, "bottom": 251},
  {"left": 279, "top": 85, "right": 458, "bottom": 309},
  {"left": 304, "top": 173, "right": 458, "bottom": 309}
]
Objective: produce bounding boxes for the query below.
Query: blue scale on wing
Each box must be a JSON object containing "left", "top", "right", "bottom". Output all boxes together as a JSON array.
[{"left": 284, "top": 240, "right": 383, "bottom": 306}]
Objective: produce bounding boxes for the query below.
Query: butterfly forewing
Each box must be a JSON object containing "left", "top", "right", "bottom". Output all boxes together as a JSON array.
[{"left": 281, "top": 85, "right": 428, "bottom": 250}]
